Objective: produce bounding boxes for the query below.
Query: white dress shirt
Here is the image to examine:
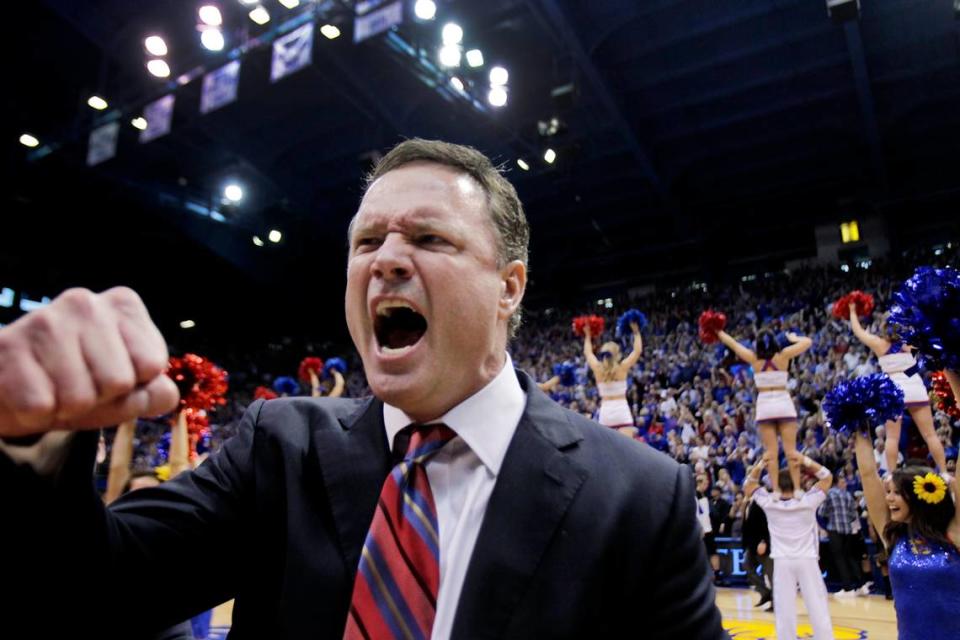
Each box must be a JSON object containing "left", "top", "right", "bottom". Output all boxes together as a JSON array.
[{"left": 383, "top": 355, "right": 525, "bottom": 640}]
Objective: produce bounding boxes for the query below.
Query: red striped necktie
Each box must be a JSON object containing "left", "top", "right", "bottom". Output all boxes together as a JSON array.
[{"left": 344, "top": 424, "right": 457, "bottom": 640}]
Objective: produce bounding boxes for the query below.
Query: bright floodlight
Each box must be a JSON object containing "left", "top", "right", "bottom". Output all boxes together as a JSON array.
[
  {"left": 131, "top": 117, "right": 148, "bottom": 130},
  {"left": 248, "top": 5, "right": 270, "bottom": 24},
  {"left": 465, "top": 49, "right": 484, "bottom": 68},
  {"left": 439, "top": 45, "right": 461, "bottom": 67},
  {"left": 87, "top": 95, "right": 108, "bottom": 110},
  {"left": 487, "top": 86, "right": 507, "bottom": 107},
  {"left": 450, "top": 76, "right": 464, "bottom": 91},
  {"left": 489, "top": 66, "right": 508, "bottom": 86},
  {"left": 201, "top": 28, "right": 225, "bottom": 51},
  {"left": 543, "top": 148, "right": 556, "bottom": 164},
  {"left": 268, "top": 229, "right": 282, "bottom": 243},
  {"left": 516, "top": 158, "right": 529, "bottom": 171},
  {"left": 279, "top": 0, "right": 300, "bottom": 7},
  {"left": 414, "top": 0, "right": 436, "bottom": 20},
  {"left": 180, "top": 319, "right": 196, "bottom": 329},
  {"left": 144, "top": 35, "right": 168, "bottom": 56},
  {"left": 19, "top": 133, "right": 39, "bottom": 148},
  {"left": 320, "top": 24, "right": 341, "bottom": 39},
  {"left": 252, "top": 235, "right": 264, "bottom": 247},
  {"left": 147, "top": 59, "right": 171, "bottom": 77},
  {"left": 442, "top": 22, "right": 463, "bottom": 45},
  {"left": 224, "top": 183, "right": 243, "bottom": 202},
  {"left": 198, "top": 5, "right": 222, "bottom": 26}
]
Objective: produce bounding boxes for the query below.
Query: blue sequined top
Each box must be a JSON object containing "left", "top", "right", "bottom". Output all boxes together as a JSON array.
[{"left": 888, "top": 534, "right": 960, "bottom": 640}]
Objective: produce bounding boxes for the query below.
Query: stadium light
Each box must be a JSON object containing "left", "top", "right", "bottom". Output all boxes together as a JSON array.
[
  {"left": 180, "top": 320, "right": 196, "bottom": 329},
  {"left": 252, "top": 235, "right": 265, "bottom": 247},
  {"left": 442, "top": 23, "right": 463, "bottom": 45},
  {"left": 487, "top": 86, "right": 507, "bottom": 107},
  {"left": 450, "top": 76, "right": 464, "bottom": 91},
  {"left": 268, "top": 229, "right": 282, "bottom": 243},
  {"left": 147, "top": 59, "right": 171, "bottom": 77},
  {"left": 19, "top": 133, "right": 39, "bottom": 148},
  {"left": 201, "top": 28, "right": 225, "bottom": 51},
  {"left": 439, "top": 45, "right": 461, "bottom": 67},
  {"left": 544, "top": 148, "right": 556, "bottom": 164},
  {"left": 248, "top": 5, "right": 270, "bottom": 24},
  {"left": 144, "top": 35, "right": 168, "bottom": 56},
  {"left": 465, "top": 49, "right": 484, "bottom": 67},
  {"left": 414, "top": 0, "right": 436, "bottom": 20},
  {"left": 87, "top": 95, "right": 108, "bottom": 110},
  {"left": 320, "top": 24, "right": 341, "bottom": 39},
  {"left": 279, "top": 0, "right": 300, "bottom": 7},
  {"left": 224, "top": 183, "right": 243, "bottom": 202},
  {"left": 516, "top": 158, "right": 529, "bottom": 171},
  {"left": 198, "top": 6, "right": 222, "bottom": 26},
  {"left": 131, "top": 117, "right": 148, "bottom": 130},
  {"left": 489, "top": 66, "right": 508, "bottom": 86}
]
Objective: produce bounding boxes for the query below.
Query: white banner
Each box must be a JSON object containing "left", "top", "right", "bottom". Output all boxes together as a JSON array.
[
  {"left": 201, "top": 60, "right": 241, "bottom": 114},
  {"left": 140, "top": 94, "right": 175, "bottom": 143},
  {"left": 271, "top": 22, "right": 314, "bottom": 82},
  {"left": 86, "top": 121, "right": 120, "bottom": 166},
  {"left": 355, "top": 0, "right": 403, "bottom": 43}
]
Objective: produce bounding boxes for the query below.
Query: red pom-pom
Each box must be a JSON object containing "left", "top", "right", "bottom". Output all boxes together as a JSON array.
[
  {"left": 253, "top": 385, "right": 278, "bottom": 401},
  {"left": 698, "top": 310, "right": 727, "bottom": 344},
  {"left": 832, "top": 290, "right": 875, "bottom": 319},
  {"left": 572, "top": 315, "right": 605, "bottom": 337},
  {"left": 298, "top": 357, "right": 324, "bottom": 383},
  {"left": 932, "top": 371, "right": 960, "bottom": 419},
  {"left": 166, "top": 354, "right": 229, "bottom": 412},
  {"left": 180, "top": 407, "right": 210, "bottom": 462}
]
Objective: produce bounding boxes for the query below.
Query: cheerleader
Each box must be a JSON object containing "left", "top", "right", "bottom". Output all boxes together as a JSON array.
[
  {"left": 716, "top": 328, "right": 812, "bottom": 493},
  {"left": 583, "top": 321, "right": 642, "bottom": 431},
  {"left": 853, "top": 430, "right": 960, "bottom": 640},
  {"left": 847, "top": 304, "right": 948, "bottom": 475}
]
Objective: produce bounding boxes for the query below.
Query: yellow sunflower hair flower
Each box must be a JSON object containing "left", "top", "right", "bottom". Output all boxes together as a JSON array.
[
  {"left": 154, "top": 464, "right": 171, "bottom": 483},
  {"left": 912, "top": 472, "right": 947, "bottom": 505}
]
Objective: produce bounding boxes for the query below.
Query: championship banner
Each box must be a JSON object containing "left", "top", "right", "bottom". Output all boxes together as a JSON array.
[
  {"left": 355, "top": 0, "right": 403, "bottom": 43},
  {"left": 86, "top": 121, "right": 120, "bottom": 166},
  {"left": 201, "top": 60, "right": 241, "bottom": 114},
  {"left": 140, "top": 94, "right": 175, "bottom": 143},
  {"left": 271, "top": 22, "right": 314, "bottom": 82}
]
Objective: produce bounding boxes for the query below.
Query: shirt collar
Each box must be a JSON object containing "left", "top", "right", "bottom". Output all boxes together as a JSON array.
[{"left": 382, "top": 354, "right": 525, "bottom": 476}]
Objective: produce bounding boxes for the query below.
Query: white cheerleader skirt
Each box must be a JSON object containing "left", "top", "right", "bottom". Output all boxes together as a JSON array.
[
  {"left": 598, "top": 397, "right": 634, "bottom": 427},
  {"left": 755, "top": 390, "right": 798, "bottom": 423},
  {"left": 889, "top": 371, "right": 929, "bottom": 407}
]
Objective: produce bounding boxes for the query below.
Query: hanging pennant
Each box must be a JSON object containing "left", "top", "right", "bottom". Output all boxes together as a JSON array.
[
  {"left": 271, "top": 22, "right": 314, "bottom": 83},
  {"left": 140, "top": 94, "right": 175, "bottom": 143},
  {"left": 86, "top": 121, "right": 120, "bottom": 166},
  {"left": 201, "top": 60, "right": 241, "bottom": 114}
]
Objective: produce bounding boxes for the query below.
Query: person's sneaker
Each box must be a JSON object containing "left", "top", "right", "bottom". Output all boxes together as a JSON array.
[
  {"left": 762, "top": 601, "right": 774, "bottom": 612},
  {"left": 833, "top": 589, "right": 855, "bottom": 599},
  {"left": 755, "top": 593, "right": 772, "bottom": 608},
  {"left": 857, "top": 581, "right": 874, "bottom": 596}
]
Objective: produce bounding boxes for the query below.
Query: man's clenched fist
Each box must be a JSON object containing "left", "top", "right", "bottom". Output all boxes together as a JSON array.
[{"left": 0, "top": 287, "right": 179, "bottom": 437}]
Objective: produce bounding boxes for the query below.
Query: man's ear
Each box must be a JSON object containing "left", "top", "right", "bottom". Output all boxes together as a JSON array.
[{"left": 498, "top": 260, "right": 527, "bottom": 321}]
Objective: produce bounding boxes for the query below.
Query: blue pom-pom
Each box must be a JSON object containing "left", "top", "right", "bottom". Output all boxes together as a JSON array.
[
  {"left": 616, "top": 309, "right": 648, "bottom": 337},
  {"left": 823, "top": 373, "right": 904, "bottom": 435},
  {"left": 323, "top": 357, "right": 348, "bottom": 378},
  {"left": 552, "top": 361, "right": 577, "bottom": 387},
  {"left": 889, "top": 266, "right": 960, "bottom": 371},
  {"left": 196, "top": 431, "right": 212, "bottom": 455},
  {"left": 156, "top": 431, "right": 171, "bottom": 464},
  {"left": 272, "top": 376, "right": 300, "bottom": 395}
]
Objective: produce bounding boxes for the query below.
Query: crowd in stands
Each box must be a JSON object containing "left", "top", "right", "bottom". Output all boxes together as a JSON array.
[{"left": 99, "top": 244, "right": 960, "bottom": 574}]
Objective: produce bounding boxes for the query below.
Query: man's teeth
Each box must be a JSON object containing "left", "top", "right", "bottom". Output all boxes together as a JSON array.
[
  {"left": 381, "top": 344, "right": 414, "bottom": 355},
  {"left": 376, "top": 300, "right": 415, "bottom": 316}
]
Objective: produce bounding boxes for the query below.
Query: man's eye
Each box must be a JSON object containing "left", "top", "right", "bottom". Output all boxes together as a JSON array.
[
  {"left": 419, "top": 235, "right": 446, "bottom": 245},
  {"left": 355, "top": 237, "right": 382, "bottom": 249}
]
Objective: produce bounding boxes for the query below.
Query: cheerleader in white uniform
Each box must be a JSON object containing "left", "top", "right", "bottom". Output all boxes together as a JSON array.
[
  {"left": 717, "top": 328, "right": 812, "bottom": 493},
  {"left": 584, "top": 321, "right": 642, "bottom": 434},
  {"left": 848, "top": 304, "right": 947, "bottom": 475}
]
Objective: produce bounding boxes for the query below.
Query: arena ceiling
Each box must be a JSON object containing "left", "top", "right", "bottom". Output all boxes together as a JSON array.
[{"left": 4, "top": 0, "right": 960, "bottom": 343}]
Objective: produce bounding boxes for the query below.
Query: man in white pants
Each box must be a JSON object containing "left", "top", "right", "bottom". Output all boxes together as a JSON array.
[{"left": 744, "top": 452, "right": 834, "bottom": 640}]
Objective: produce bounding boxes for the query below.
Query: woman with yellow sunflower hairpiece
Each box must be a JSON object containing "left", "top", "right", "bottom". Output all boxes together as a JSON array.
[{"left": 854, "top": 431, "right": 960, "bottom": 640}]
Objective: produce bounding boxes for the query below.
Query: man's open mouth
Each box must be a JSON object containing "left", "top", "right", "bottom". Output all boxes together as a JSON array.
[{"left": 374, "top": 300, "right": 427, "bottom": 354}]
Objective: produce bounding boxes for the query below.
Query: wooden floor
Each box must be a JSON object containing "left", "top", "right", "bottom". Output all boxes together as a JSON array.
[
  {"left": 207, "top": 588, "right": 899, "bottom": 639},
  {"left": 716, "top": 587, "right": 898, "bottom": 639}
]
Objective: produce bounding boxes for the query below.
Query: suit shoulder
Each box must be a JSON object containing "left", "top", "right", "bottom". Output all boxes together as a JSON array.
[{"left": 251, "top": 395, "right": 374, "bottom": 434}]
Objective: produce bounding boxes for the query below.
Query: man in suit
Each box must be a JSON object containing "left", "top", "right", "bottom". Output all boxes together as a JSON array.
[{"left": 0, "top": 139, "right": 726, "bottom": 638}]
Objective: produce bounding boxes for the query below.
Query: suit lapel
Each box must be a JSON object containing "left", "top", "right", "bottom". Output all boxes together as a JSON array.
[
  {"left": 451, "top": 373, "right": 588, "bottom": 639},
  {"left": 311, "top": 397, "right": 391, "bottom": 574}
]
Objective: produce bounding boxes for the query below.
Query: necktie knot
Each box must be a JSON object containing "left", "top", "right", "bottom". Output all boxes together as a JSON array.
[{"left": 402, "top": 423, "right": 457, "bottom": 463}]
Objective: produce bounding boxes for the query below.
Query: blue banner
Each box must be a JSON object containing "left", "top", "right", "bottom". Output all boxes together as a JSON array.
[
  {"left": 87, "top": 121, "right": 120, "bottom": 166},
  {"left": 201, "top": 60, "right": 240, "bottom": 114},
  {"left": 271, "top": 22, "right": 314, "bottom": 83},
  {"left": 140, "top": 94, "right": 175, "bottom": 143}
]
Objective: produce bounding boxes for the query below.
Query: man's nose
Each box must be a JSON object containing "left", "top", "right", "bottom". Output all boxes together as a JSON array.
[{"left": 370, "top": 233, "right": 413, "bottom": 281}]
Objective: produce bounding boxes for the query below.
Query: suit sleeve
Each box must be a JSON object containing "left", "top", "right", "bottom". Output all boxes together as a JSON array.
[
  {"left": 0, "top": 401, "right": 263, "bottom": 635},
  {"left": 645, "top": 464, "right": 728, "bottom": 640}
]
